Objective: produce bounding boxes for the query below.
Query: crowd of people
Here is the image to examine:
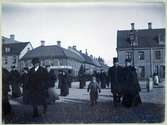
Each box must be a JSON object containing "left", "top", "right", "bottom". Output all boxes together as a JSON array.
[
  {"left": 87, "top": 57, "right": 142, "bottom": 108},
  {"left": 2, "top": 57, "right": 142, "bottom": 118},
  {"left": 2, "top": 58, "right": 71, "bottom": 117}
]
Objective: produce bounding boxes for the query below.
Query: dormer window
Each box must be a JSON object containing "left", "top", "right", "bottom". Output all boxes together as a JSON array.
[{"left": 5, "top": 47, "right": 11, "bottom": 53}]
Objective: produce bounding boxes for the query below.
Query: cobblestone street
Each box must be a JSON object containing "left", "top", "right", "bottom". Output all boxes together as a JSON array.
[{"left": 3, "top": 81, "right": 165, "bottom": 123}]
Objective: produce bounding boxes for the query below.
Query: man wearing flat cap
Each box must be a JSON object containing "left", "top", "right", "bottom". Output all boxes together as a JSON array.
[
  {"left": 122, "top": 58, "right": 142, "bottom": 108},
  {"left": 108, "top": 57, "right": 124, "bottom": 107},
  {"left": 28, "top": 58, "right": 49, "bottom": 117}
]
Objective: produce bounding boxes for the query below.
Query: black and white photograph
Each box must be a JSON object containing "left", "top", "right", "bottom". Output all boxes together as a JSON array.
[{"left": 1, "top": 0, "right": 166, "bottom": 124}]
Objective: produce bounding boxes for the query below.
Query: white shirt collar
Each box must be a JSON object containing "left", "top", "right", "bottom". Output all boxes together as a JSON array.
[{"left": 35, "top": 66, "right": 39, "bottom": 72}]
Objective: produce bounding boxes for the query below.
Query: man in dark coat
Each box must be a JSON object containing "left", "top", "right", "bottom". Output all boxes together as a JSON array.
[
  {"left": 28, "top": 58, "right": 49, "bottom": 117},
  {"left": 9, "top": 65, "right": 21, "bottom": 98},
  {"left": 2, "top": 68, "right": 12, "bottom": 117},
  {"left": 78, "top": 65, "right": 86, "bottom": 89},
  {"left": 122, "top": 58, "right": 142, "bottom": 108},
  {"left": 58, "top": 70, "right": 69, "bottom": 96},
  {"left": 108, "top": 57, "right": 124, "bottom": 107},
  {"left": 67, "top": 70, "right": 73, "bottom": 88},
  {"left": 20, "top": 67, "right": 30, "bottom": 104}
]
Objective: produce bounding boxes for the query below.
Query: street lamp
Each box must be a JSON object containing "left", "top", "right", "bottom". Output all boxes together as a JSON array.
[{"left": 129, "top": 29, "right": 136, "bottom": 66}]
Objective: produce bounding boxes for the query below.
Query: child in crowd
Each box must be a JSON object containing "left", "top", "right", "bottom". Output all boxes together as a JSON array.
[{"left": 87, "top": 76, "right": 101, "bottom": 106}]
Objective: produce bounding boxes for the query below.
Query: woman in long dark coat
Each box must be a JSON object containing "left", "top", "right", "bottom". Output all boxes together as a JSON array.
[
  {"left": 58, "top": 70, "right": 69, "bottom": 96},
  {"left": 28, "top": 58, "right": 49, "bottom": 117},
  {"left": 122, "top": 59, "right": 142, "bottom": 108}
]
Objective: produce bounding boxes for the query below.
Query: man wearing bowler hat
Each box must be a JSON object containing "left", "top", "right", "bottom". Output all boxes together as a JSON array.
[
  {"left": 108, "top": 57, "right": 124, "bottom": 107},
  {"left": 28, "top": 58, "right": 49, "bottom": 117}
]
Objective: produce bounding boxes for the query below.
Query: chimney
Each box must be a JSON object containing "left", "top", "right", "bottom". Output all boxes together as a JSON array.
[
  {"left": 40, "top": 40, "right": 45, "bottom": 46},
  {"left": 79, "top": 50, "right": 82, "bottom": 53},
  {"left": 90, "top": 55, "right": 93, "bottom": 58},
  {"left": 85, "top": 49, "right": 88, "bottom": 55},
  {"left": 10, "top": 34, "right": 15, "bottom": 41},
  {"left": 148, "top": 22, "right": 152, "bottom": 29},
  {"left": 57, "top": 41, "right": 61, "bottom": 47},
  {"left": 131, "top": 23, "right": 135, "bottom": 30},
  {"left": 68, "top": 46, "right": 71, "bottom": 49},
  {"left": 72, "top": 45, "right": 77, "bottom": 50}
]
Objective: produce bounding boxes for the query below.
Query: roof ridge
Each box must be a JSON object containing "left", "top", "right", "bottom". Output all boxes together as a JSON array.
[{"left": 118, "top": 28, "right": 165, "bottom": 32}]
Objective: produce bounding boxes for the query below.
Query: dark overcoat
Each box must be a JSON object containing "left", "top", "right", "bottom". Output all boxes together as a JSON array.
[
  {"left": 20, "top": 72, "right": 30, "bottom": 104},
  {"left": 99, "top": 72, "right": 107, "bottom": 88},
  {"left": 28, "top": 66, "right": 48, "bottom": 105},
  {"left": 2, "top": 68, "right": 11, "bottom": 115},
  {"left": 59, "top": 73, "right": 69, "bottom": 96},
  {"left": 47, "top": 70, "right": 57, "bottom": 88},
  {"left": 108, "top": 66, "right": 124, "bottom": 93},
  {"left": 122, "top": 66, "right": 142, "bottom": 107},
  {"left": 9, "top": 70, "right": 21, "bottom": 97},
  {"left": 2, "top": 68, "right": 10, "bottom": 102},
  {"left": 123, "top": 66, "right": 141, "bottom": 94}
]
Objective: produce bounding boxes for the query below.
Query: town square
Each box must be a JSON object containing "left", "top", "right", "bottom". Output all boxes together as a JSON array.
[{"left": 1, "top": 1, "right": 165, "bottom": 124}]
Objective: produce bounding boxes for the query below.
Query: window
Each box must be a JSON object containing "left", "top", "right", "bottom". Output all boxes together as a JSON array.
[
  {"left": 4, "top": 57, "right": 8, "bottom": 64},
  {"left": 13, "top": 56, "right": 17, "bottom": 64},
  {"left": 126, "top": 52, "right": 132, "bottom": 60},
  {"left": 138, "top": 51, "right": 144, "bottom": 60},
  {"left": 5, "top": 47, "right": 10, "bottom": 53},
  {"left": 155, "top": 51, "right": 161, "bottom": 60}
]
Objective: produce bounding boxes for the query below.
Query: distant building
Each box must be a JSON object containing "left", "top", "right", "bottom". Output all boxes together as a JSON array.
[
  {"left": 68, "top": 46, "right": 108, "bottom": 74},
  {"left": 21, "top": 41, "right": 108, "bottom": 76},
  {"left": 2, "top": 35, "right": 33, "bottom": 71},
  {"left": 117, "top": 23, "right": 165, "bottom": 80},
  {"left": 21, "top": 41, "right": 85, "bottom": 76}
]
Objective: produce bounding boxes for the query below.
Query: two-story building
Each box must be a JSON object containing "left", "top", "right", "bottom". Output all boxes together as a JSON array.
[
  {"left": 117, "top": 23, "right": 165, "bottom": 80},
  {"left": 2, "top": 35, "right": 33, "bottom": 71},
  {"left": 21, "top": 41, "right": 84, "bottom": 76}
]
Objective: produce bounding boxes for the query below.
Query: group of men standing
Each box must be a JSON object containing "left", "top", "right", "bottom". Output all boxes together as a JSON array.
[
  {"left": 2, "top": 56, "right": 142, "bottom": 119},
  {"left": 108, "top": 57, "right": 142, "bottom": 108}
]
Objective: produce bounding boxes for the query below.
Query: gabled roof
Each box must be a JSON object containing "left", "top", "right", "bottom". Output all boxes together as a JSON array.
[
  {"left": 117, "top": 28, "right": 165, "bottom": 49},
  {"left": 2, "top": 42, "right": 30, "bottom": 56},
  {"left": 22, "top": 45, "right": 84, "bottom": 62}
]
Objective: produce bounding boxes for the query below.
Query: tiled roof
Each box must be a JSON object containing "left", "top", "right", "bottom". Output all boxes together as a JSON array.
[
  {"left": 79, "top": 52, "right": 94, "bottom": 65},
  {"left": 117, "top": 28, "right": 165, "bottom": 49},
  {"left": 22, "top": 45, "right": 84, "bottom": 62},
  {"left": 2, "top": 42, "right": 30, "bottom": 56},
  {"left": 2, "top": 36, "right": 23, "bottom": 43}
]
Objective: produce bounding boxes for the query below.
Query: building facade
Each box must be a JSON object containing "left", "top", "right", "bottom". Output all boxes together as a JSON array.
[
  {"left": 21, "top": 41, "right": 84, "bottom": 76},
  {"left": 117, "top": 23, "right": 165, "bottom": 80},
  {"left": 21, "top": 41, "right": 108, "bottom": 76},
  {"left": 2, "top": 35, "right": 33, "bottom": 71}
]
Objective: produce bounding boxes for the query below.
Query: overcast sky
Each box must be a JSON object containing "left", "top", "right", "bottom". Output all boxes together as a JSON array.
[{"left": 2, "top": 2, "right": 165, "bottom": 66}]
